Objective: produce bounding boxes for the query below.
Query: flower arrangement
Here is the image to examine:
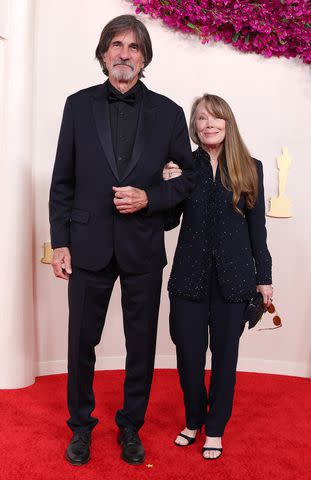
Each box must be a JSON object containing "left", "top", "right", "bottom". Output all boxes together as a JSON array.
[{"left": 131, "top": 0, "right": 311, "bottom": 64}]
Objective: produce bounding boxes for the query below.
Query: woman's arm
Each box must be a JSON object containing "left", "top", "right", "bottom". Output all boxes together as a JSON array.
[
  {"left": 162, "top": 161, "right": 185, "bottom": 230},
  {"left": 245, "top": 160, "right": 272, "bottom": 287}
]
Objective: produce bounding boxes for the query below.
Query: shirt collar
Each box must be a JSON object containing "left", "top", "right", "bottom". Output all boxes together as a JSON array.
[{"left": 106, "top": 79, "right": 142, "bottom": 100}]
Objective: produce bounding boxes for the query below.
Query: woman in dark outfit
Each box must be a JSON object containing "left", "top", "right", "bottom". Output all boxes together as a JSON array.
[{"left": 163, "top": 94, "right": 273, "bottom": 460}]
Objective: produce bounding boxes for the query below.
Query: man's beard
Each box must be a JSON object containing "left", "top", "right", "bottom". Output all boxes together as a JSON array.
[{"left": 110, "top": 60, "right": 137, "bottom": 82}]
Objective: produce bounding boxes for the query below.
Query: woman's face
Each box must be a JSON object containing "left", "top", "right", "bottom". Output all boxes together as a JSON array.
[{"left": 195, "top": 102, "right": 226, "bottom": 148}]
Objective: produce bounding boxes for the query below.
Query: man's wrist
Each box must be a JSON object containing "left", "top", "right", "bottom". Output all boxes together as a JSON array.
[{"left": 142, "top": 190, "right": 148, "bottom": 207}]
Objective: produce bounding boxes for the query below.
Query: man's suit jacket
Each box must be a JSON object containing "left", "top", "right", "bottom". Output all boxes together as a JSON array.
[{"left": 49, "top": 81, "right": 195, "bottom": 272}]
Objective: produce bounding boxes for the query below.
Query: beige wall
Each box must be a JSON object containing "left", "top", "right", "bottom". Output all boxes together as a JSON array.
[
  {"left": 32, "top": 0, "right": 311, "bottom": 378},
  {"left": 0, "top": 0, "right": 35, "bottom": 388}
]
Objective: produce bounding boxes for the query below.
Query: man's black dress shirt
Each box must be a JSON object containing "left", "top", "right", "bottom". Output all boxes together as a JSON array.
[{"left": 107, "top": 80, "right": 142, "bottom": 178}]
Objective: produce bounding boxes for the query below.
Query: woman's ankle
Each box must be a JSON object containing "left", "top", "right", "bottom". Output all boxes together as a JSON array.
[
  {"left": 184, "top": 426, "right": 198, "bottom": 435},
  {"left": 204, "top": 436, "right": 222, "bottom": 446}
]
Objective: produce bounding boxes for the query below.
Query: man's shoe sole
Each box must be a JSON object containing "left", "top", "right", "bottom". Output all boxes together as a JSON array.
[
  {"left": 65, "top": 452, "right": 91, "bottom": 466},
  {"left": 117, "top": 436, "right": 145, "bottom": 465},
  {"left": 120, "top": 452, "right": 145, "bottom": 465}
]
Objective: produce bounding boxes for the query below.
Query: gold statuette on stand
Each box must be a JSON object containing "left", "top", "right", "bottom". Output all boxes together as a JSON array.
[
  {"left": 267, "top": 147, "right": 293, "bottom": 218},
  {"left": 41, "top": 242, "right": 53, "bottom": 264}
]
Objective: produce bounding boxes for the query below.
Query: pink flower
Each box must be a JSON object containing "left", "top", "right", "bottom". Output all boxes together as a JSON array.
[{"left": 131, "top": 0, "right": 311, "bottom": 64}]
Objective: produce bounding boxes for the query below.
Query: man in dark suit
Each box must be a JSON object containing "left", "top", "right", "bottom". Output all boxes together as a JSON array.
[{"left": 49, "top": 15, "right": 195, "bottom": 466}]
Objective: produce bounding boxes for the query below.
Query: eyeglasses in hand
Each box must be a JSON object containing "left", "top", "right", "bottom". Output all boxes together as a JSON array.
[{"left": 258, "top": 303, "right": 282, "bottom": 331}]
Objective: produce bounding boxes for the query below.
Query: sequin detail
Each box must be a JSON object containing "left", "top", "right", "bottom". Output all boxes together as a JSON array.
[{"left": 168, "top": 147, "right": 272, "bottom": 302}]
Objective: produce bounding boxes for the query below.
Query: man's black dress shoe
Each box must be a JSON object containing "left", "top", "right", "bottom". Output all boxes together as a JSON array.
[
  {"left": 117, "top": 427, "right": 145, "bottom": 465},
  {"left": 66, "top": 431, "right": 91, "bottom": 466}
]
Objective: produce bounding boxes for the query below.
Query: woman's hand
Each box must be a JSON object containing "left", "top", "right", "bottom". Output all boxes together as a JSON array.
[
  {"left": 256, "top": 284, "right": 273, "bottom": 307},
  {"left": 162, "top": 161, "right": 182, "bottom": 181}
]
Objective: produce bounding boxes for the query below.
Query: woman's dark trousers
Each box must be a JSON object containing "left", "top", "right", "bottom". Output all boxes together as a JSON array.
[{"left": 169, "top": 267, "right": 246, "bottom": 437}]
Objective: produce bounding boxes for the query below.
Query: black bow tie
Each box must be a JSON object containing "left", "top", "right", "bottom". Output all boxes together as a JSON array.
[{"left": 108, "top": 91, "right": 136, "bottom": 106}]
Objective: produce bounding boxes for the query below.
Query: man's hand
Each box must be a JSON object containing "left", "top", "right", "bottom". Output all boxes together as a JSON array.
[
  {"left": 52, "top": 247, "right": 72, "bottom": 280},
  {"left": 113, "top": 186, "right": 148, "bottom": 214},
  {"left": 162, "top": 160, "right": 182, "bottom": 181}
]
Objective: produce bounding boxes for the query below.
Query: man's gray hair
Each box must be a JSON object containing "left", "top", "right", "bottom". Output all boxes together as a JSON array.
[{"left": 95, "top": 15, "right": 153, "bottom": 78}]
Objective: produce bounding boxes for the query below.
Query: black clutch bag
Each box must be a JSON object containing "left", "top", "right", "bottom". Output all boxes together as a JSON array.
[{"left": 244, "top": 292, "right": 267, "bottom": 329}]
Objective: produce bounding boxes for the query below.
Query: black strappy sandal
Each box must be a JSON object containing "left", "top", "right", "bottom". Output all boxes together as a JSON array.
[
  {"left": 202, "top": 446, "right": 223, "bottom": 460},
  {"left": 174, "top": 427, "right": 202, "bottom": 447}
]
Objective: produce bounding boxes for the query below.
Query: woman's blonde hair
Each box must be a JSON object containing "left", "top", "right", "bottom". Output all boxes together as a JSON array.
[{"left": 189, "top": 94, "right": 258, "bottom": 213}]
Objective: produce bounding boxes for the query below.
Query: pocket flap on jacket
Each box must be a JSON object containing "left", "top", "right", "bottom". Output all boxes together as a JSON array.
[{"left": 71, "top": 209, "right": 90, "bottom": 224}]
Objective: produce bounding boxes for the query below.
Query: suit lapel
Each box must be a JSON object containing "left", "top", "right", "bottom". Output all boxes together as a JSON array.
[
  {"left": 120, "top": 83, "right": 158, "bottom": 182},
  {"left": 91, "top": 83, "right": 120, "bottom": 181}
]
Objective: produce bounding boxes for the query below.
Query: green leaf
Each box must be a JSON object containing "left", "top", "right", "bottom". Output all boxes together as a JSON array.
[
  {"left": 245, "top": 33, "right": 250, "bottom": 43},
  {"left": 187, "top": 22, "right": 197, "bottom": 30},
  {"left": 305, "top": 23, "right": 311, "bottom": 28},
  {"left": 232, "top": 32, "right": 241, "bottom": 43}
]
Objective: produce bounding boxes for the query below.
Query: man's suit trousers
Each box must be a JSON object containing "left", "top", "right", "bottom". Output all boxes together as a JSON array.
[
  {"left": 67, "top": 256, "right": 163, "bottom": 432},
  {"left": 169, "top": 265, "right": 246, "bottom": 437}
]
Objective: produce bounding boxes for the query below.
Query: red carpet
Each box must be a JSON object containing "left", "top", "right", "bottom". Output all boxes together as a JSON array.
[{"left": 1, "top": 370, "right": 310, "bottom": 480}]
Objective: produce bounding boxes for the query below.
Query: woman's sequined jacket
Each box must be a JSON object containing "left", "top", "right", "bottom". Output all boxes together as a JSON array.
[{"left": 165, "top": 147, "right": 272, "bottom": 302}]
